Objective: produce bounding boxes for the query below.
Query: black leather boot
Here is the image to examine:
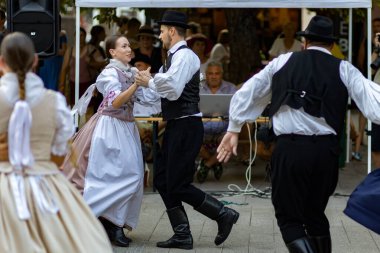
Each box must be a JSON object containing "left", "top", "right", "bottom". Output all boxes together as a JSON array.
[
  {"left": 98, "top": 217, "right": 131, "bottom": 247},
  {"left": 156, "top": 206, "right": 193, "bottom": 250},
  {"left": 111, "top": 227, "right": 131, "bottom": 247},
  {"left": 286, "top": 237, "right": 316, "bottom": 253},
  {"left": 308, "top": 235, "right": 331, "bottom": 253},
  {"left": 195, "top": 194, "right": 239, "bottom": 245}
]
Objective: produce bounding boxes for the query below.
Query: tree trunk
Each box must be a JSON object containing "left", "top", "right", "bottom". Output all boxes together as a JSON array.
[{"left": 225, "top": 9, "right": 261, "bottom": 85}]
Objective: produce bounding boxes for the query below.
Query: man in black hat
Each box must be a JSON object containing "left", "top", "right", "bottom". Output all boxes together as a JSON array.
[
  {"left": 217, "top": 15, "right": 380, "bottom": 253},
  {"left": 135, "top": 10, "right": 239, "bottom": 250}
]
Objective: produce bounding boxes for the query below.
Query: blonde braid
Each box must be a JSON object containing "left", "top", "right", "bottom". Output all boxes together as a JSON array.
[{"left": 16, "top": 69, "right": 27, "bottom": 100}]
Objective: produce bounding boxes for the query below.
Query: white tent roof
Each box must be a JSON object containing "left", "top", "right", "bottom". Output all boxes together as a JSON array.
[{"left": 76, "top": 0, "right": 371, "bottom": 8}]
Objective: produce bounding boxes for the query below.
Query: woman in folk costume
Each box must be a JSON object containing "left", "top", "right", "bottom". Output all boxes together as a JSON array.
[
  {"left": 344, "top": 34, "right": 380, "bottom": 236},
  {"left": 0, "top": 32, "right": 112, "bottom": 253},
  {"left": 344, "top": 168, "right": 380, "bottom": 235},
  {"left": 61, "top": 34, "right": 159, "bottom": 247}
]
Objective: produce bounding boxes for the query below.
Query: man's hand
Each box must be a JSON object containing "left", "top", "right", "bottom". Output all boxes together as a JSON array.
[
  {"left": 216, "top": 132, "right": 239, "bottom": 163},
  {"left": 135, "top": 67, "right": 152, "bottom": 88},
  {"left": 139, "top": 67, "right": 151, "bottom": 78},
  {"left": 0, "top": 133, "right": 8, "bottom": 161}
]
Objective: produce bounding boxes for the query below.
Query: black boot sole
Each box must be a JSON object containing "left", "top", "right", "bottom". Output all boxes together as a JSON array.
[
  {"left": 156, "top": 243, "right": 193, "bottom": 250},
  {"left": 112, "top": 240, "right": 129, "bottom": 247}
]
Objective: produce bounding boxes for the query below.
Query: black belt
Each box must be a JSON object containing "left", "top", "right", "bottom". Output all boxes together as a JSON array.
[{"left": 277, "top": 134, "right": 336, "bottom": 142}]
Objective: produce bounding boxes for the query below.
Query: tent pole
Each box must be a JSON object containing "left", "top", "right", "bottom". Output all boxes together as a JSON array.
[
  {"left": 346, "top": 8, "right": 353, "bottom": 164},
  {"left": 367, "top": 7, "right": 372, "bottom": 174},
  {"left": 348, "top": 8, "right": 353, "bottom": 64},
  {"left": 75, "top": 6, "right": 80, "bottom": 128}
]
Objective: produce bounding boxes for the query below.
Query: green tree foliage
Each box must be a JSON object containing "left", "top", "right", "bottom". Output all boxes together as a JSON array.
[
  {"left": 60, "top": 0, "right": 75, "bottom": 14},
  {"left": 92, "top": 8, "right": 118, "bottom": 27}
]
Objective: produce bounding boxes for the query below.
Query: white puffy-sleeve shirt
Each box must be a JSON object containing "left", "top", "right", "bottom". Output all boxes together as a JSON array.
[
  {"left": 148, "top": 41, "right": 200, "bottom": 101},
  {"left": 96, "top": 67, "right": 160, "bottom": 107},
  {"left": 0, "top": 72, "right": 74, "bottom": 156},
  {"left": 228, "top": 46, "right": 380, "bottom": 135}
]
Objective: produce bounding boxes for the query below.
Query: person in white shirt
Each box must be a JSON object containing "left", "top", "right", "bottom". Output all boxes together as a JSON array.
[
  {"left": 217, "top": 16, "right": 380, "bottom": 253},
  {"left": 210, "top": 29, "right": 230, "bottom": 79},
  {"left": 135, "top": 10, "right": 239, "bottom": 250},
  {"left": 269, "top": 22, "right": 303, "bottom": 60}
]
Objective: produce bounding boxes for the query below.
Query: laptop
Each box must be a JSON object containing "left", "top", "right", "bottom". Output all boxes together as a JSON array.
[{"left": 199, "top": 94, "right": 233, "bottom": 118}]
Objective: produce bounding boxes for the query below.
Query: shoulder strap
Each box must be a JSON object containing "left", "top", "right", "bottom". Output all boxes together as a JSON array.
[
  {"left": 165, "top": 45, "right": 189, "bottom": 72},
  {"left": 173, "top": 44, "right": 189, "bottom": 54}
]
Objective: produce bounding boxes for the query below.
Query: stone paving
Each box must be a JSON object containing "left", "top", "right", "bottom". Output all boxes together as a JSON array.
[{"left": 113, "top": 145, "right": 380, "bottom": 253}]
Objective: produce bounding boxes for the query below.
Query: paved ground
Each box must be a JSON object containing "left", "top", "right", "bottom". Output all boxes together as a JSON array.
[{"left": 113, "top": 144, "right": 380, "bottom": 253}]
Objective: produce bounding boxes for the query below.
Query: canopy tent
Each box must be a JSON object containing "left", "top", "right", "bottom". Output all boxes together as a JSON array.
[
  {"left": 74, "top": 0, "right": 373, "bottom": 172},
  {"left": 76, "top": 0, "right": 371, "bottom": 8}
]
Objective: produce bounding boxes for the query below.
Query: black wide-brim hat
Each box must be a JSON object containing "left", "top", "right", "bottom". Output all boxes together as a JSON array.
[
  {"left": 186, "top": 33, "right": 214, "bottom": 55},
  {"left": 130, "top": 53, "right": 152, "bottom": 67},
  {"left": 296, "top": 15, "right": 337, "bottom": 43},
  {"left": 137, "top": 25, "right": 158, "bottom": 39},
  {"left": 157, "top": 10, "right": 189, "bottom": 29}
]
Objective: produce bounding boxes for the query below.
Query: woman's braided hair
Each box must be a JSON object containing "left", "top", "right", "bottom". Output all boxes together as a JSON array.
[{"left": 1, "top": 32, "right": 35, "bottom": 100}]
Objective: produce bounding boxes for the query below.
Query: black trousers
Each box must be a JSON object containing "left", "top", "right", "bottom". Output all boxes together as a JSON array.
[
  {"left": 270, "top": 134, "right": 339, "bottom": 243},
  {"left": 154, "top": 116, "right": 205, "bottom": 209}
]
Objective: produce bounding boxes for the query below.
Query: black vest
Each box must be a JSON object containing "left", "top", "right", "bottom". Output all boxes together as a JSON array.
[
  {"left": 268, "top": 50, "right": 348, "bottom": 136},
  {"left": 161, "top": 45, "right": 200, "bottom": 121}
]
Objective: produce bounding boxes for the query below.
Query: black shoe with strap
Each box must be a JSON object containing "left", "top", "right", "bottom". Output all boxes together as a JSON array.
[
  {"left": 213, "top": 163, "right": 223, "bottom": 180},
  {"left": 156, "top": 206, "right": 193, "bottom": 250},
  {"left": 196, "top": 159, "right": 210, "bottom": 183},
  {"left": 98, "top": 217, "right": 131, "bottom": 247},
  {"left": 195, "top": 194, "right": 239, "bottom": 245}
]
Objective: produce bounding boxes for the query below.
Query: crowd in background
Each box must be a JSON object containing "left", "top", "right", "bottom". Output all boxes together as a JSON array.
[
  {"left": 4, "top": 10, "right": 371, "bottom": 179},
  {"left": 0, "top": 8, "right": 375, "bottom": 180}
]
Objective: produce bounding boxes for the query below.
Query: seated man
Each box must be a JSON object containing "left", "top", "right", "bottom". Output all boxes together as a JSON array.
[{"left": 197, "top": 61, "right": 236, "bottom": 183}]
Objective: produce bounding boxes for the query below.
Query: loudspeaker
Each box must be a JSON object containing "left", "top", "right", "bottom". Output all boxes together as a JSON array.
[{"left": 7, "top": 0, "right": 59, "bottom": 57}]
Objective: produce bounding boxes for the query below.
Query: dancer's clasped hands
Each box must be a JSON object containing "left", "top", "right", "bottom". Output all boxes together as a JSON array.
[{"left": 135, "top": 67, "right": 152, "bottom": 87}]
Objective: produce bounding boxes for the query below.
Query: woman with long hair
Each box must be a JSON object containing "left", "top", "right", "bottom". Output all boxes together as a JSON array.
[
  {"left": 0, "top": 32, "right": 112, "bottom": 252},
  {"left": 61, "top": 34, "right": 159, "bottom": 247}
]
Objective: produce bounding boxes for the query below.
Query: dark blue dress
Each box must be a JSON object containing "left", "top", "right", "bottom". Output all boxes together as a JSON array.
[{"left": 344, "top": 168, "right": 380, "bottom": 234}]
